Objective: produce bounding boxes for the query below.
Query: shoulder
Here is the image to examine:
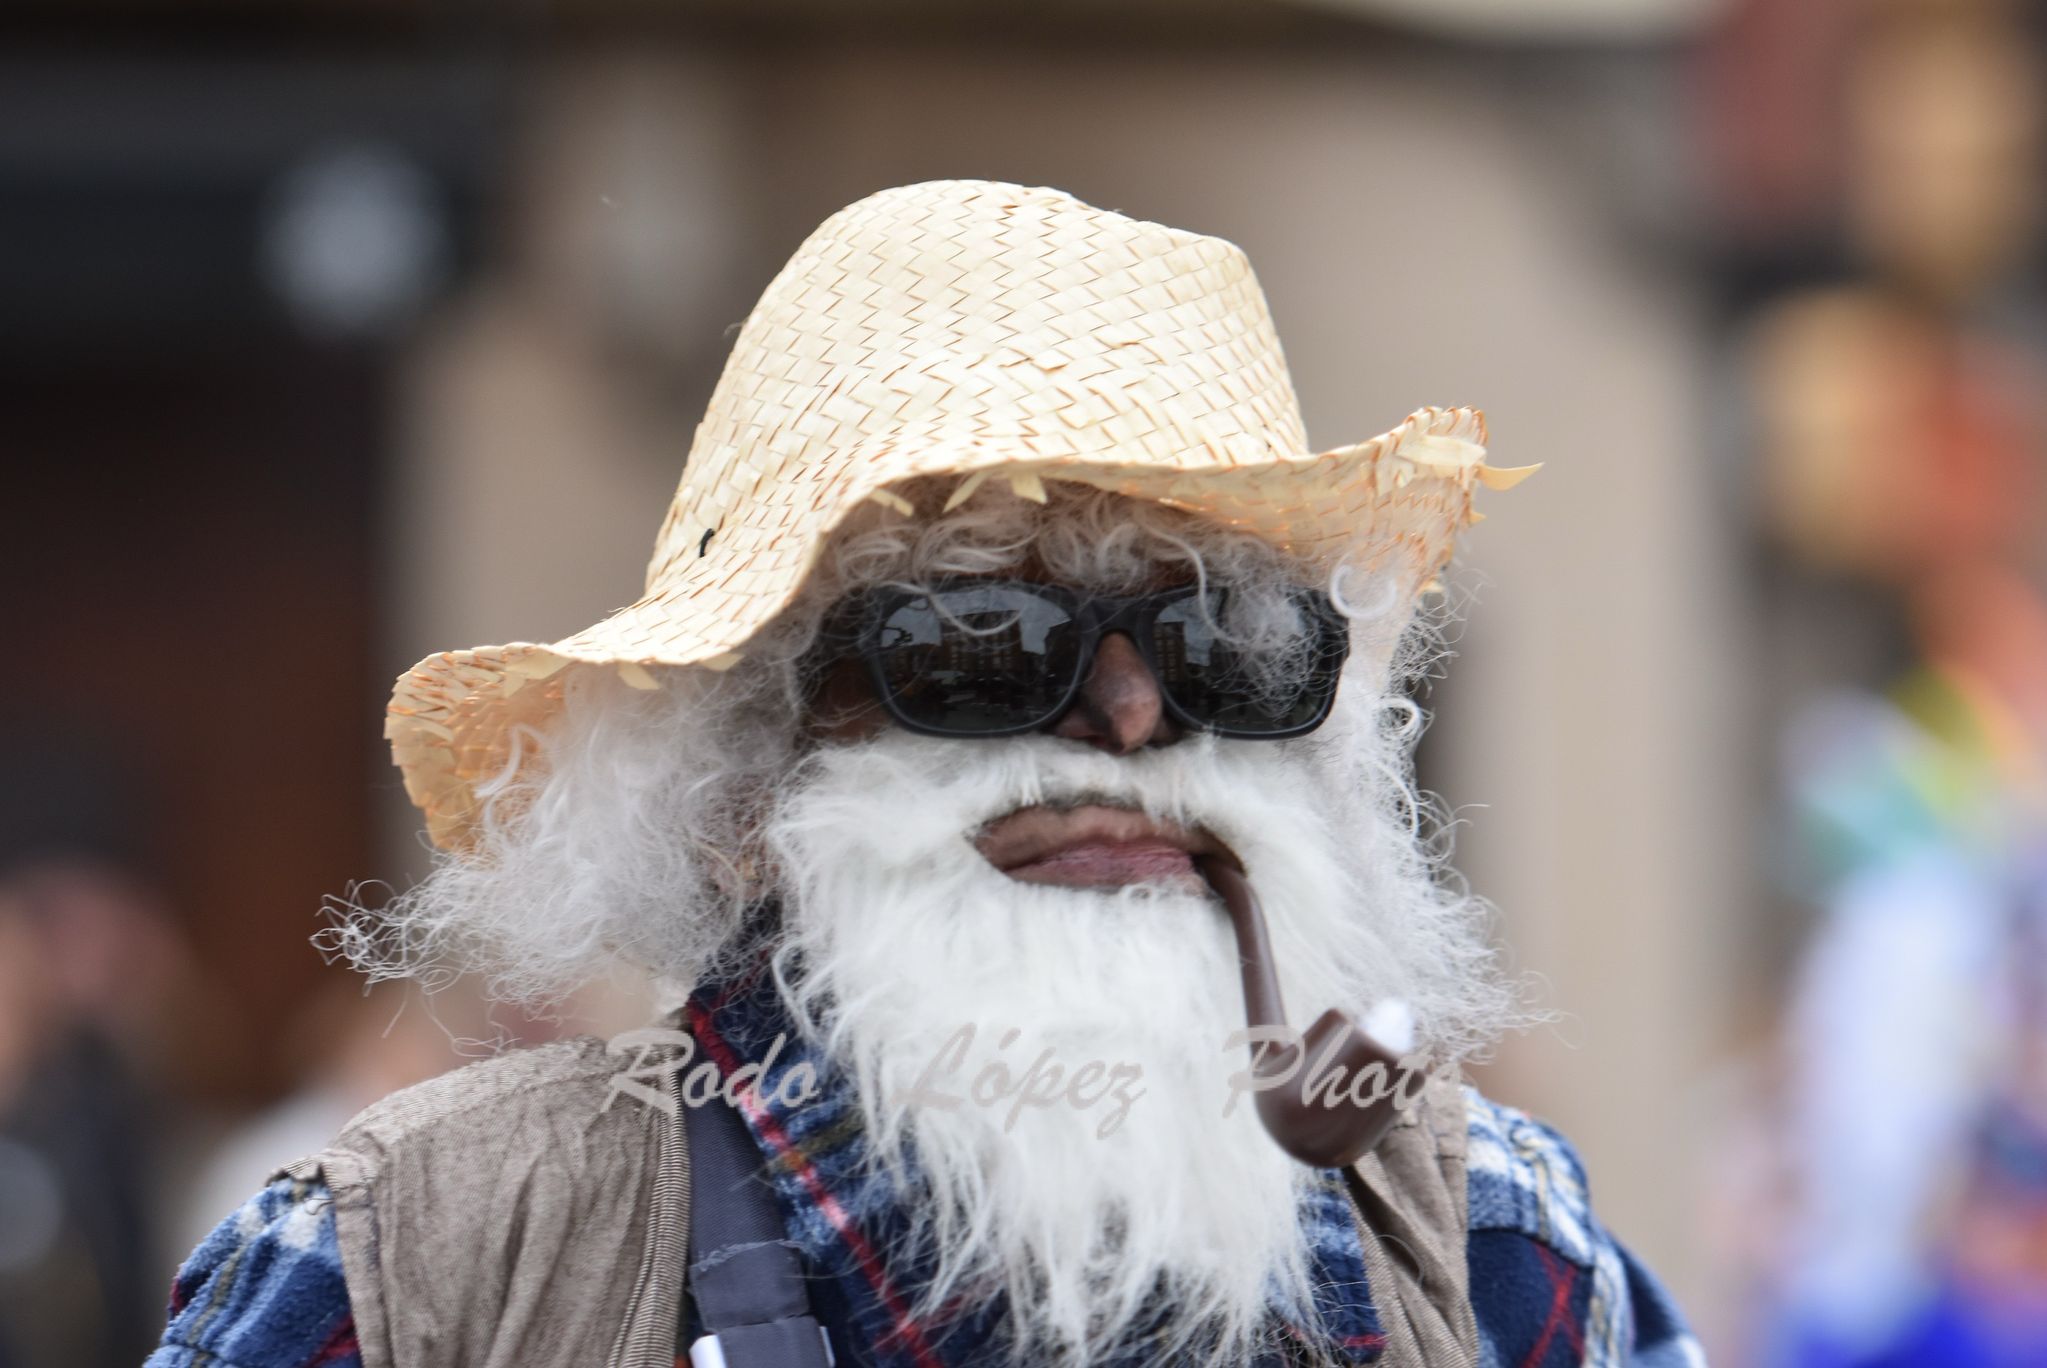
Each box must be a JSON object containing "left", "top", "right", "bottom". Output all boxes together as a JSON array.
[
  {"left": 1461, "top": 1085, "right": 1601, "bottom": 1261},
  {"left": 147, "top": 1176, "right": 358, "bottom": 1368},
  {"left": 1459, "top": 1087, "right": 1708, "bottom": 1368},
  {"left": 144, "top": 1036, "right": 646, "bottom": 1368},
  {"left": 150, "top": 1034, "right": 684, "bottom": 1368},
  {"left": 311, "top": 1033, "right": 629, "bottom": 1180},
  {"left": 302, "top": 1028, "right": 675, "bottom": 1275}
]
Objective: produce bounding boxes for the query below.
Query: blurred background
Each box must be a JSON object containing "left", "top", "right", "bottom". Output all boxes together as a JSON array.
[{"left": 6, "top": 0, "right": 2047, "bottom": 1362}]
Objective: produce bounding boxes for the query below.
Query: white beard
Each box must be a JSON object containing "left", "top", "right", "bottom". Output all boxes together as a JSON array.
[{"left": 762, "top": 728, "right": 1469, "bottom": 1366}]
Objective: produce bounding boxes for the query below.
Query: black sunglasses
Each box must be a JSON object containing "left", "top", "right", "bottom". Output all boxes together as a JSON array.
[{"left": 820, "top": 579, "right": 1350, "bottom": 740}]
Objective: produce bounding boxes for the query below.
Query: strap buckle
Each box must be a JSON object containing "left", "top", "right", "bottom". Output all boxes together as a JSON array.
[{"left": 687, "top": 1325, "right": 835, "bottom": 1368}]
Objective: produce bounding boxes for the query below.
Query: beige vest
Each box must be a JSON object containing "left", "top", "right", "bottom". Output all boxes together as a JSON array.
[{"left": 281, "top": 1033, "right": 1478, "bottom": 1368}]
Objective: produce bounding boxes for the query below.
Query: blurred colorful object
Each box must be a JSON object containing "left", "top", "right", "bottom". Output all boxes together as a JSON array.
[
  {"left": 1735, "top": 7, "right": 2047, "bottom": 1362},
  {"left": 1773, "top": 667, "right": 2047, "bottom": 1366}
]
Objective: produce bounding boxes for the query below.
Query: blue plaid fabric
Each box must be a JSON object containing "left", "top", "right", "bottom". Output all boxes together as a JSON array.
[
  {"left": 1463, "top": 1095, "right": 1706, "bottom": 1368},
  {"left": 148, "top": 993, "right": 1705, "bottom": 1367},
  {"left": 146, "top": 1174, "right": 360, "bottom": 1368}
]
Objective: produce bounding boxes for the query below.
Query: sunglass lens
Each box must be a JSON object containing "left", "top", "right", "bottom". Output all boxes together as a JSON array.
[
  {"left": 1152, "top": 590, "right": 1341, "bottom": 735},
  {"left": 874, "top": 586, "right": 1080, "bottom": 733}
]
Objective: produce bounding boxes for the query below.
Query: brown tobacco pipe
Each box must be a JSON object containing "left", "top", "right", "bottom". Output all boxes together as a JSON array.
[{"left": 1196, "top": 853, "right": 1416, "bottom": 1169}]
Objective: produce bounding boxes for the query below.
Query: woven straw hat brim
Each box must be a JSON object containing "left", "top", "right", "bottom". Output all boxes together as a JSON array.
[{"left": 388, "top": 404, "right": 1528, "bottom": 850}]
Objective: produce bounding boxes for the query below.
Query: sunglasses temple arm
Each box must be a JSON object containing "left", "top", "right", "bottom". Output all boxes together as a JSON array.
[{"left": 1195, "top": 854, "right": 1413, "bottom": 1170}]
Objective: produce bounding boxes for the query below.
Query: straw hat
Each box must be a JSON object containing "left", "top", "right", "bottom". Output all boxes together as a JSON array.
[{"left": 389, "top": 179, "right": 1533, "bottom": 849}]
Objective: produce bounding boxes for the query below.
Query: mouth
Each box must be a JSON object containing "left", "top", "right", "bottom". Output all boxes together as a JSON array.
[{"left": 972, "top": 801, "right": 1226, "bottom": 892}]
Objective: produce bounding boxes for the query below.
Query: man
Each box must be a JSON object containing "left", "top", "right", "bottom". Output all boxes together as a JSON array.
[{"left": 149, "top": 181, "right": 1702, "bottom": 1368}]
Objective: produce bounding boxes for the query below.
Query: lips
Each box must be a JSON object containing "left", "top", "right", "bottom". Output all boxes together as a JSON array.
[{"left": 973, "top": 803, "right": 1222, "bottom": 891}]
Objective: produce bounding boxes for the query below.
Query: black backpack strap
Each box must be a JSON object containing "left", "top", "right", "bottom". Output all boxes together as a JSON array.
[{"left": 684, "top": 1088, "right": 835, "bottom": 1368}]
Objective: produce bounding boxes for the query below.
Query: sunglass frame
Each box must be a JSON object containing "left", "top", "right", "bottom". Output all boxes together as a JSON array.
[{"left": 836, "top": 578, "right": 1352, "bottom": 740}]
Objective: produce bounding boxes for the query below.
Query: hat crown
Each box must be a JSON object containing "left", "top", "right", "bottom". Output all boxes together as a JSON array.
[{"left": 647, "top": 180, "right": 1307, "bottom": 591}]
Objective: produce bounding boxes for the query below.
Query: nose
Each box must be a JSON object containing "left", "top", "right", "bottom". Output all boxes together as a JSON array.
[{"left": 1049, "top": 631, "right": 1182, "bottom": 754}]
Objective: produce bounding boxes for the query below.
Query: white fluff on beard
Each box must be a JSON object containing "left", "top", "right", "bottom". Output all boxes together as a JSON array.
[{"left": 764, "top": 727, "right": 1463, "bottom": 1367}]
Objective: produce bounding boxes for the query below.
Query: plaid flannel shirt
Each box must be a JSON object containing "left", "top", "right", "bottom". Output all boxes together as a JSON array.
[{"left": 148, "top": 1083, "right": 1703, "bottom": 1368}]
